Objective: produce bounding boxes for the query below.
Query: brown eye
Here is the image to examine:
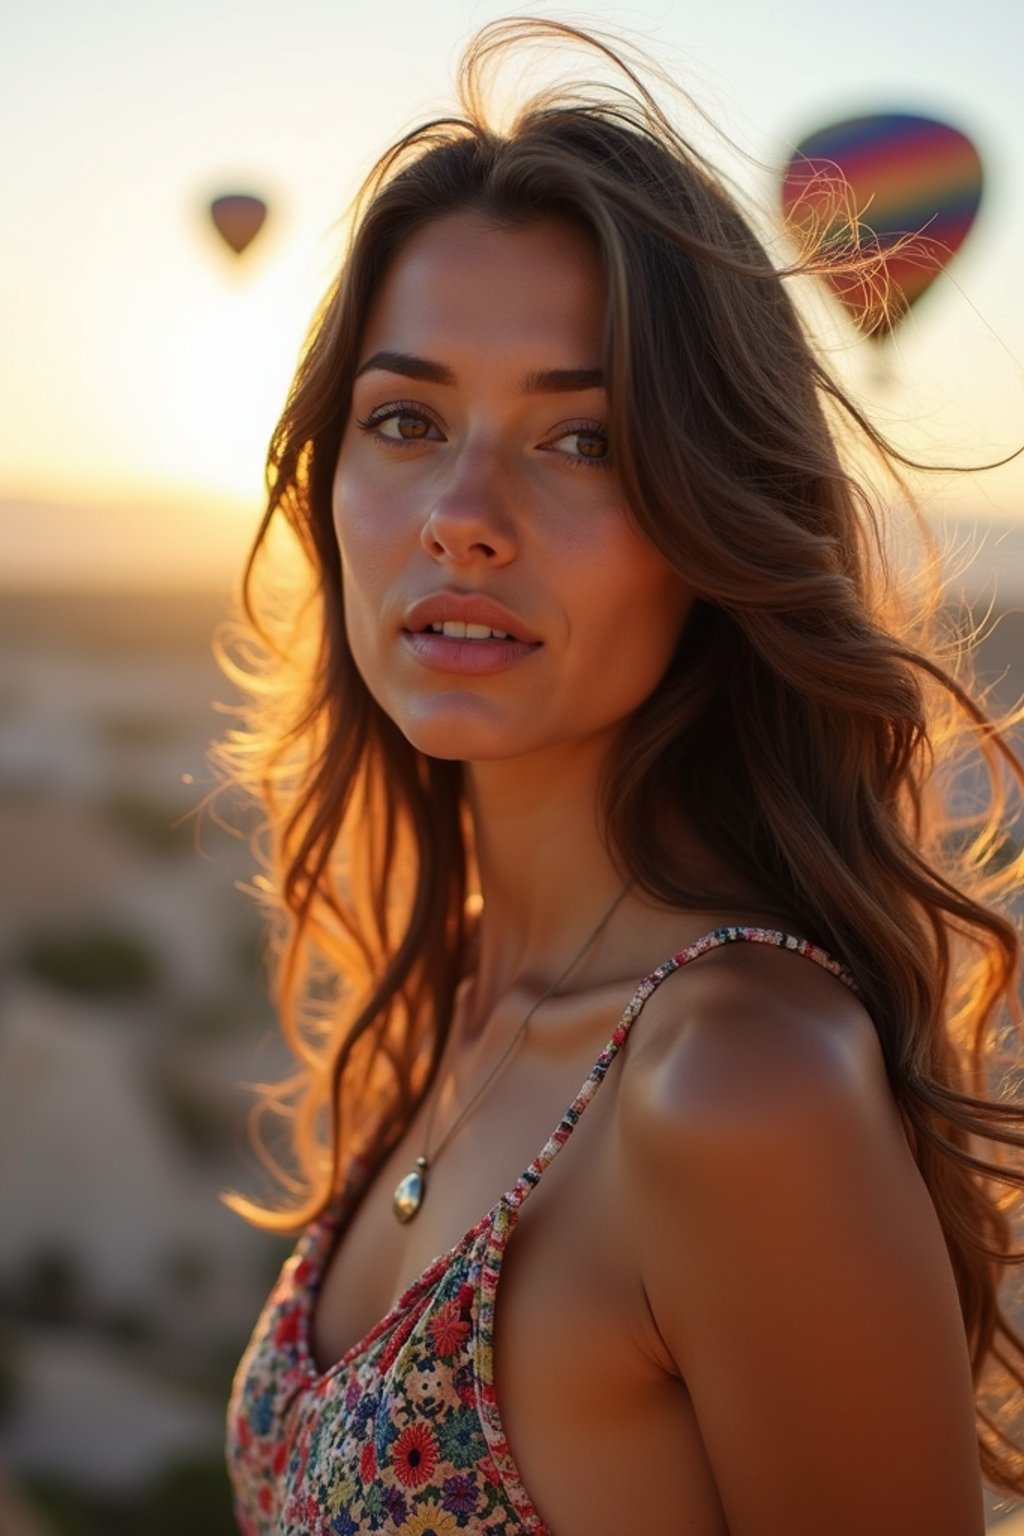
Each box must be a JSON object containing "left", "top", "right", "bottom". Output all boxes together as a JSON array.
[
  {"left": 576, "top": 431, "right": 608, "bottom": 458},
  {"left": 394, "top": 414, "right": 429, "bottom": 439},
  {"left": 355, "top": 404, "right": 444, "bottom": 446},
  {"left": 544, "top": 423, "right": 612, "bottom": 468}
]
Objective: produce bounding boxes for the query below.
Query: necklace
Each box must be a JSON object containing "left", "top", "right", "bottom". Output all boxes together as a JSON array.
[{"left": 392, "top": 881, "right": 632, "bottom": 1223}]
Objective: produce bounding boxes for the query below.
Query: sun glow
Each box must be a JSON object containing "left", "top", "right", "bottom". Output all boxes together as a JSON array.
[
  {"left": 4, "top": 0, "right": 1022, "bottom": 594},
  {"left": 0, "top": 189, "right": 353, "bottom": 586}
]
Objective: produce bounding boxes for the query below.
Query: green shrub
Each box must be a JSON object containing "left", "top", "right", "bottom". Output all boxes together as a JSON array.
[
  {"left": 101, "top": 793, "right": 196, "bottom": 856},
  {"left": 22, "top": 1477, "right": 108, "bottom": 1536},
  {"left": 26, "top": 1457, "right": 237, "bottom": 1536},
  {"left": 0, "top": 1322, "right": 18, "bottom": 1429},
  {"left": 20, "top": 926, "right": 161, "bottom": 997},
  {"left": 136, "top": 1456, "right": 237, "bottom": 1536},
  {"left": 147, "top": 1065, "right": 226, "bottom": 1161},
  {"left": 20, "top": 1246, "right": 83, "bottom": 1324}
]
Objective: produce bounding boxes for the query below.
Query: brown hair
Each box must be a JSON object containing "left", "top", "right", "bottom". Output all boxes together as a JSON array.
[{"left": 213, "top": 18, "right": 1024, "bottom": 1495}]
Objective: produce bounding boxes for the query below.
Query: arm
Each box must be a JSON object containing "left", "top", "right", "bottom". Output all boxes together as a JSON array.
[{"left": 622, "top": 950, "right": 984, "bottom": 1536}]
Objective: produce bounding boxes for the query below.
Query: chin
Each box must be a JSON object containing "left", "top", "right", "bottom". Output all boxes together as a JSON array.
[
  {"left": 400, "top": 724, "right": 525, "bottom": 763},
  {"left": 388, "top": 703, "right": 540, "bottom": 764}
]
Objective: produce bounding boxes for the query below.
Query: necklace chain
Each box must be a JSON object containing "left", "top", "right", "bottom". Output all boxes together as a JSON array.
[{"left": 391, "top": 880, "right": 631, "bottom": 1223}]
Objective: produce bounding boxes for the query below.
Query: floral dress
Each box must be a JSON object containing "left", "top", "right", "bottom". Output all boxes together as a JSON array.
[{"left": 226, "top": 927, "right": 858, "bottom": 1535}]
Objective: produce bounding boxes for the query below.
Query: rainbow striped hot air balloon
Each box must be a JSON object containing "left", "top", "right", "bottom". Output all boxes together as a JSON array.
[{"left": 780, "top": 113, "right": 983, "bottom": 343}]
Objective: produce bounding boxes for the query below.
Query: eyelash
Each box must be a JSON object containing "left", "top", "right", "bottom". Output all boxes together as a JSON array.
[
  {"left": 355, "top": 401, "right": 438, "bottom": 440},
  {"left": 354, "top": 403, "right": 612, "bottom": 470},
  {"left": 548, "top": 419, "right": 612, "bottom": 471}
]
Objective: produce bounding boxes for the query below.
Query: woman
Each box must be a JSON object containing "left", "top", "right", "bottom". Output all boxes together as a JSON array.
[{"left": 219, "top": 19, "right": 1024, "bottom": 1535}]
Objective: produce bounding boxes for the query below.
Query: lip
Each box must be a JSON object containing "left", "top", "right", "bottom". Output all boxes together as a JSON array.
[
  {"left": 402, "top": 630, "right": 541, "bottom": 675},
  {"left": 403, "top": 590, "right": 541, "bottom": 646}
]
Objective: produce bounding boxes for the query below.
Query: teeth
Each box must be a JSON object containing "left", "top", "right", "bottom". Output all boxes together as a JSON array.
[{"left": 428, "top": 621, "right": 511, "bottom": 640}]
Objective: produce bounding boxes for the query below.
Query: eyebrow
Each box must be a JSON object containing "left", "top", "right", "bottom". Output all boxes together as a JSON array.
[{"left": 354, "top": 350, "right": 604, "bottom": 395}]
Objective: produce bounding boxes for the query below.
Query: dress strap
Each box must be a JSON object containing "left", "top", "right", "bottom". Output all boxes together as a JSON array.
[{"left": 503, "top": 925, "right": 858, "bottom": 1214}]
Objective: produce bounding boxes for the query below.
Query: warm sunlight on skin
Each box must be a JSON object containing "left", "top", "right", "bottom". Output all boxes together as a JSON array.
[{"left": 332, "top": 214, "right": 694, "bottom": 768}]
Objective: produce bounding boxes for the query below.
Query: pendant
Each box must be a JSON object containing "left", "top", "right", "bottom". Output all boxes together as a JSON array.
[{"left": 393, "top": 1156, "right": 428, "bottom": 1224}]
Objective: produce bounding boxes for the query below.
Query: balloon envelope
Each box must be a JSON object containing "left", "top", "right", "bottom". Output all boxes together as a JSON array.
[
  {"left": 780, "top": 113, "right": 983, "bottom": 341},
  {"left": 209, "top": 194, "right": 268, "bottom": 255}
]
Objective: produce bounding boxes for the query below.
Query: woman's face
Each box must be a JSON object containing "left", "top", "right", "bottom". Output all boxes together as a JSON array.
[{"left": 333, "top": 212, "right": 693, "bottom": 763}]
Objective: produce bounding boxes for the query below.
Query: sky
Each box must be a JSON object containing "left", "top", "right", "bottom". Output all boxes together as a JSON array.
[{"left": 4, "top": 0, "right": 1024, "bottom": 589}]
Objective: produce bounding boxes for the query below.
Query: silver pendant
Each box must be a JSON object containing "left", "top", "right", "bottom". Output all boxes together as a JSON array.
[{"left": 393, "top": 1157, "right": 428, "bottom": 1223}]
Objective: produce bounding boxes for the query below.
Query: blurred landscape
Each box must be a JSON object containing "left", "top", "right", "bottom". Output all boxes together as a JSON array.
[
  {"left": 0, "top": 589, "right": 293, "bottom": 1535},
  {"left": 0, "top": 577, "right": 1022, "bottom": 1534}
]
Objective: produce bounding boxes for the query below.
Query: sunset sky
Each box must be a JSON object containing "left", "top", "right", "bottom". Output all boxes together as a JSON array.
[{"left": 5, "top": 0, "right": 1023, "bottom": 589}]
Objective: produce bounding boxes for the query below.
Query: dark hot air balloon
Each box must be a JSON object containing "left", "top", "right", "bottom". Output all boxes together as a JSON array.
[
  {"left": 780, "top": 113, "right": 983, "bottom": 343},
  {"left": 209, "top": 193, "right": 268, "bottom": 256}
]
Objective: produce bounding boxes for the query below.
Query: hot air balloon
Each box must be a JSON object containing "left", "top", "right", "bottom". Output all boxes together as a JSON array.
[
  {"left": 780, "top": 113, "right": 983, "bottom": 344},
  {"left": 209, "top": 193, "right": 268, "bottom": 256}
]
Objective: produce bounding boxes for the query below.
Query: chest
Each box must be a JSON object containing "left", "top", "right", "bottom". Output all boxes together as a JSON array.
[
  {"left": 311, "top": 1016, "right": 634, "bottom": 1370},
  {"left": 308, "top": 1025, "right": 730, "bottom": 1536}
]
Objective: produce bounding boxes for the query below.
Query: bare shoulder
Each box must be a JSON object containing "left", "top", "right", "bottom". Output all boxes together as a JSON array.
[
  {"left": 622, "top": 933, "right": 892, "bottom": 1144},
  {"left": 618, "top": 936, "right": 984, "bottom": 1536}
]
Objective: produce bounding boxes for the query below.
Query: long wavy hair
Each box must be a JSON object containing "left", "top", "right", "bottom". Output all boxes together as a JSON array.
[{"left": 213, "top": 18, "right": 1024, "bottom": 1496}]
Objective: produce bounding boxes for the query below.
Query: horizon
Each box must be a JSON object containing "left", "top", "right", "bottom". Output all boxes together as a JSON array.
[{"left": 4, "top": 493, "right": 1024, "bottom": 607}]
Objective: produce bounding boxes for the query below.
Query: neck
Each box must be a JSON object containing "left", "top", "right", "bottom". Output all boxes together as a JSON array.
[
  {"left": 461, "top": 728, "right": 633, "bottom": 1017},
  {"left": 458, "top": 730, "right": 765, "bottom": 1029}
]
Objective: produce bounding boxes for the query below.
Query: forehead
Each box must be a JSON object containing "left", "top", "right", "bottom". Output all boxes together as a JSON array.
[{"left": 357, "top": 213, "right": 606, "bottom": 366}]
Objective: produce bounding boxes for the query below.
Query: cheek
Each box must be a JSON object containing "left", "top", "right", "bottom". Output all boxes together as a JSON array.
[
  {"left": 581, "top": 527, "right": 692, "bottom": 662},
  {"left": 332, "top": 451, "right": 403, "bottom": 607},
  {"left": 332, "top": 465, "right": 393, "bottom": 685},
  {"left": 333, "top": 464, "right": 373, "bottom": 575},
  {"left": 650, "top": 566, "right": 694, "bottom": 651}
]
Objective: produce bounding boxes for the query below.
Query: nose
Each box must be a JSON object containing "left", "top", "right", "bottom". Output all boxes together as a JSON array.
[{"left": 420, "top": 450, "right": 517, "bottom": 568}]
